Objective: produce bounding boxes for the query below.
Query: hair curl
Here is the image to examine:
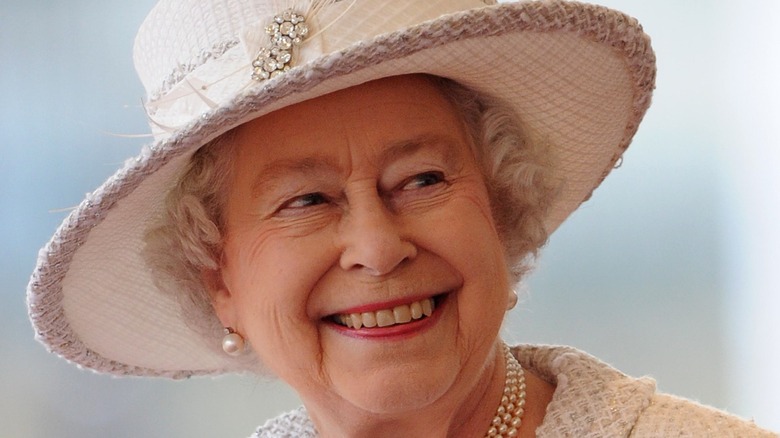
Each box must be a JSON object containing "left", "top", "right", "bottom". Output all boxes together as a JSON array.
[{"left": 144, "top": 75, "right": 559, "bottom": 362}]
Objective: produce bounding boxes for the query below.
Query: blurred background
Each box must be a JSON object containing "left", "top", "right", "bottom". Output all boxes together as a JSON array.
[{"left": 2, "top": 0, "right": 778, "bottom": 436}]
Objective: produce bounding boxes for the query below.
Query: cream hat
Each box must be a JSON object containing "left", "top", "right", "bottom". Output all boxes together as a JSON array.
[{"left": 27, "top": 0, "right": 655, "bottom": 378}]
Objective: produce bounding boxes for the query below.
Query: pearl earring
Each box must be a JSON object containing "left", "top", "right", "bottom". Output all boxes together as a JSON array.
[
  {"left": 222, "top": 327, "right": 245, "bottom": 356},
  {"left": 507, "top": 289, "right": 518, "bottom": 310}
]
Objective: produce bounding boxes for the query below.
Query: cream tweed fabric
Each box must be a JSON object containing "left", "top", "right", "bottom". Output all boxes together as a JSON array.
[{"left": 250, "top": 345, "right": 776, "bottom": 437}]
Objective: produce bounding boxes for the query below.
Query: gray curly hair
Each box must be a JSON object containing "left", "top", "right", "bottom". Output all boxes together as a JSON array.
[{"left": 144, "top": 75, "right": 559, "bottom": 361}]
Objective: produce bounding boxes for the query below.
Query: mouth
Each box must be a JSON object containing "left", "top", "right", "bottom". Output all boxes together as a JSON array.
[{"left": 328, "top": 295, "right": 444, "bottom": 330}]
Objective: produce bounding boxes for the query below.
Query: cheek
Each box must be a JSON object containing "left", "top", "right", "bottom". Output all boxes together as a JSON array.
[
  {"left": 418, "top": 185, "right": 509, "bottom": 293},
  {"left": 444, "top": 182, "right": 507, "bottom": 266},
  {"left": 444, "top": 189, "right": 509, "bottom": 313},
  {"left": 225, "top": 226, "right": 334, "bottom": 313},
  {"left": 221, "top": 230, "right": 337, "bottom": 377}
]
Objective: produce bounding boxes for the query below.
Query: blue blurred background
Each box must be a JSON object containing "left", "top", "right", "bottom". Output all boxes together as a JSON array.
[{"left": 2, "top": 1, "right": 778, "bottom": 436}]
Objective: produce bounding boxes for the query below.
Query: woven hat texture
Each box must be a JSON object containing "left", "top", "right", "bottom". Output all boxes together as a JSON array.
[{"left": 28, "top": 0, "right": 656, "bottom": 378}]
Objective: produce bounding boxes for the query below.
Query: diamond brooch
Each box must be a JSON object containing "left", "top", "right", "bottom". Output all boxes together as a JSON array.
[{"left": 251, "top": 10, "right": 309, "bottom": 81}]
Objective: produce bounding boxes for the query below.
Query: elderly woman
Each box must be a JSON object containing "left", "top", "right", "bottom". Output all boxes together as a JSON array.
[{"left": 27, "top": 0, "right": 774, "bottom": 437}]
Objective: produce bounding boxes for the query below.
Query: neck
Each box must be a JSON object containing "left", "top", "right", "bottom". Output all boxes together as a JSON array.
[{"left": 304, "top": 341, "right": 508, "bottom": 438}]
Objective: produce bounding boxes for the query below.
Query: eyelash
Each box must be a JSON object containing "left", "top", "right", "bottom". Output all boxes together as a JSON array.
[
  {"left": 401, "top": 171, "right": 445, "bottom": 191},
  {"left": 281, "top": 192, "right": 328, "bottom": 210}
]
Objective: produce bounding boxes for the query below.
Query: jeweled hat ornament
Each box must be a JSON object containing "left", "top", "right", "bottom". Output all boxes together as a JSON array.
[
  {"left": 27, "top": 0, "right": 655, "bottom": 378},
  {"left": 251, "top": 9, "right": 310, "bottom": 81}
]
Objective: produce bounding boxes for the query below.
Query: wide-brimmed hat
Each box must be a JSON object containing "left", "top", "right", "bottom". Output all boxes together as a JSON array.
[{"left": 27, "top": 0, "right": 655, "bottom": 378}]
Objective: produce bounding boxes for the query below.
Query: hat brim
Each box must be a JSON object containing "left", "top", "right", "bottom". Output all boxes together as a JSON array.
[{"left": 28, "top": 0, "right": 655, "bottom": 378}]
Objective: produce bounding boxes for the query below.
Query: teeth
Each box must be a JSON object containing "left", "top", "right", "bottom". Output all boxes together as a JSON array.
[
  {"left": 422, "top": 298, "right": 433, "bottom": 317},
  {"left": 350, "top": 314, "right": 363, "bottom": 330},
  {"left": 393, "top": 305, "right": 411, "bottom": 324},
  {"left": 376, "top": 309, "right": 395, "bottom": 327},
  {"left": 335, "top": 297, "right": 436, "bottom": 329},
  {"left": 410, "top": 301, "right": 423, "bottom": 319},
  {"left": 361, "top": 312, "right": 377, "bottom": 328}
]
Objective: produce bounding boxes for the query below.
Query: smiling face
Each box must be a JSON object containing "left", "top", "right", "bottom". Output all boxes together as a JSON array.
[{"left": 209, "top": 75, "right": 511, "bottom": 419}]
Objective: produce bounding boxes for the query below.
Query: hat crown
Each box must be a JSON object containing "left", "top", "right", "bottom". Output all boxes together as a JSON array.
[
  {"left": 133, "top": 0, "right": 278, "bottom": 98},
  {"left": 132, "top": 0, "right": 492, "bottom": 138}
]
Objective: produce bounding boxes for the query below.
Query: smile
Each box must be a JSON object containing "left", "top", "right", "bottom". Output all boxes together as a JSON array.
[{"left": 332, "top": 297, "right": 436, "bottom": 329}]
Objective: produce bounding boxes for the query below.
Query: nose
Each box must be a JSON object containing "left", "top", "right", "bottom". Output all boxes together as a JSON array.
[{"left": 337, "top": 192, "right": 417, "bottom": 276}]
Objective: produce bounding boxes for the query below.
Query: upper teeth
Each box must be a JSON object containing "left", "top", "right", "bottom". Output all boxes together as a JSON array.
[{"left": 336, "top": 298, "right": 435, "bottom": 329}]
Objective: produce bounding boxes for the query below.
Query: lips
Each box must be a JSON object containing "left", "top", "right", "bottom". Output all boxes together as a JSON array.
[{"left": 331, "top": 297, "right": 436, "bottom": 329}]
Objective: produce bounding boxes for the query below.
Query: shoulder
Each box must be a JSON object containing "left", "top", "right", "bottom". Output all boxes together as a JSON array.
[
  {"left": 510, "top": 344, "right": 777, "bottom": 437},
  {"left": 249, "top": 406, "right": 317, "bottom": 438},
  {"left": 631, "top": 393, "right": 777, "bottom": 437},
  {"left": 513, "top": 344, "right": 655, "bottom": 437}
]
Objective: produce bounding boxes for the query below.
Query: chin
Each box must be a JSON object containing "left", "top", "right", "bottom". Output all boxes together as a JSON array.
[{"left": 337, "top": 361, "right": 458, "bottom": 416}]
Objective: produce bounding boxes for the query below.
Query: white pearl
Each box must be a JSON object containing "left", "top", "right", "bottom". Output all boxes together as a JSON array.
[
  {"left": 222, "top": 332, "right": 245, "bottom": 356},
  {"left": 484, "top": 344, "right": 526, "bottom": 437}
]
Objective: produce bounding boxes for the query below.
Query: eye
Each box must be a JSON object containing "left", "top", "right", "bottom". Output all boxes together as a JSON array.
[
  {"left": 401, "top": 171, "right": 445, "bottom": 191},
  {"left": 280, "top": 192, "right": 328, "bottom": 211}
]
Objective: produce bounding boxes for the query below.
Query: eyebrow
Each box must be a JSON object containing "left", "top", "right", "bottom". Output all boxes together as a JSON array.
[
  {"left": 378, "top": 133, "right": 462, "bottom": 169},
  {"left": 250, "top": 155, "right": 340, "bottom": 198}
]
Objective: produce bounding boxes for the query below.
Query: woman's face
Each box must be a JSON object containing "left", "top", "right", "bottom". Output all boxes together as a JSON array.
[{"left": 212, "top": 75, "right": 511, "bottom": 416}]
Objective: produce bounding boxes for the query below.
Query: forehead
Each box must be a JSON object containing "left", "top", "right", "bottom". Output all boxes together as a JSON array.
[{"left": 230, "top": 75, "right": 470, "bottom": 167}]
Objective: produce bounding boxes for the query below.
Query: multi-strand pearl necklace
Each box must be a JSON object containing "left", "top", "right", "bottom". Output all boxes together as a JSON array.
[{"left": 484, "top": 344, "right": 527, "bottom": 437}]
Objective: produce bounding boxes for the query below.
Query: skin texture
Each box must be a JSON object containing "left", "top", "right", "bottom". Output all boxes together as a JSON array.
[{"left": 206, "top": 75, "right": 552, "bottom": 437}]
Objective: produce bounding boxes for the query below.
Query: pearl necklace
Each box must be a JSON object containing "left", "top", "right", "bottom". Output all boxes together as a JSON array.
[{"left": 484, "top": 344, "right": 527, "bottom": 437}]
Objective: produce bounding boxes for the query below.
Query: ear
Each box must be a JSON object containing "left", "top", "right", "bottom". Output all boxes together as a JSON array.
[{"left": 201, "top": 267, "right": 237, "bottom": 328}]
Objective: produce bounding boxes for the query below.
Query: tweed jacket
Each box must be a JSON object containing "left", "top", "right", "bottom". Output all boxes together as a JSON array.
[{"left": 251, "top": 344, "right": 776, "bottom": 437}]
